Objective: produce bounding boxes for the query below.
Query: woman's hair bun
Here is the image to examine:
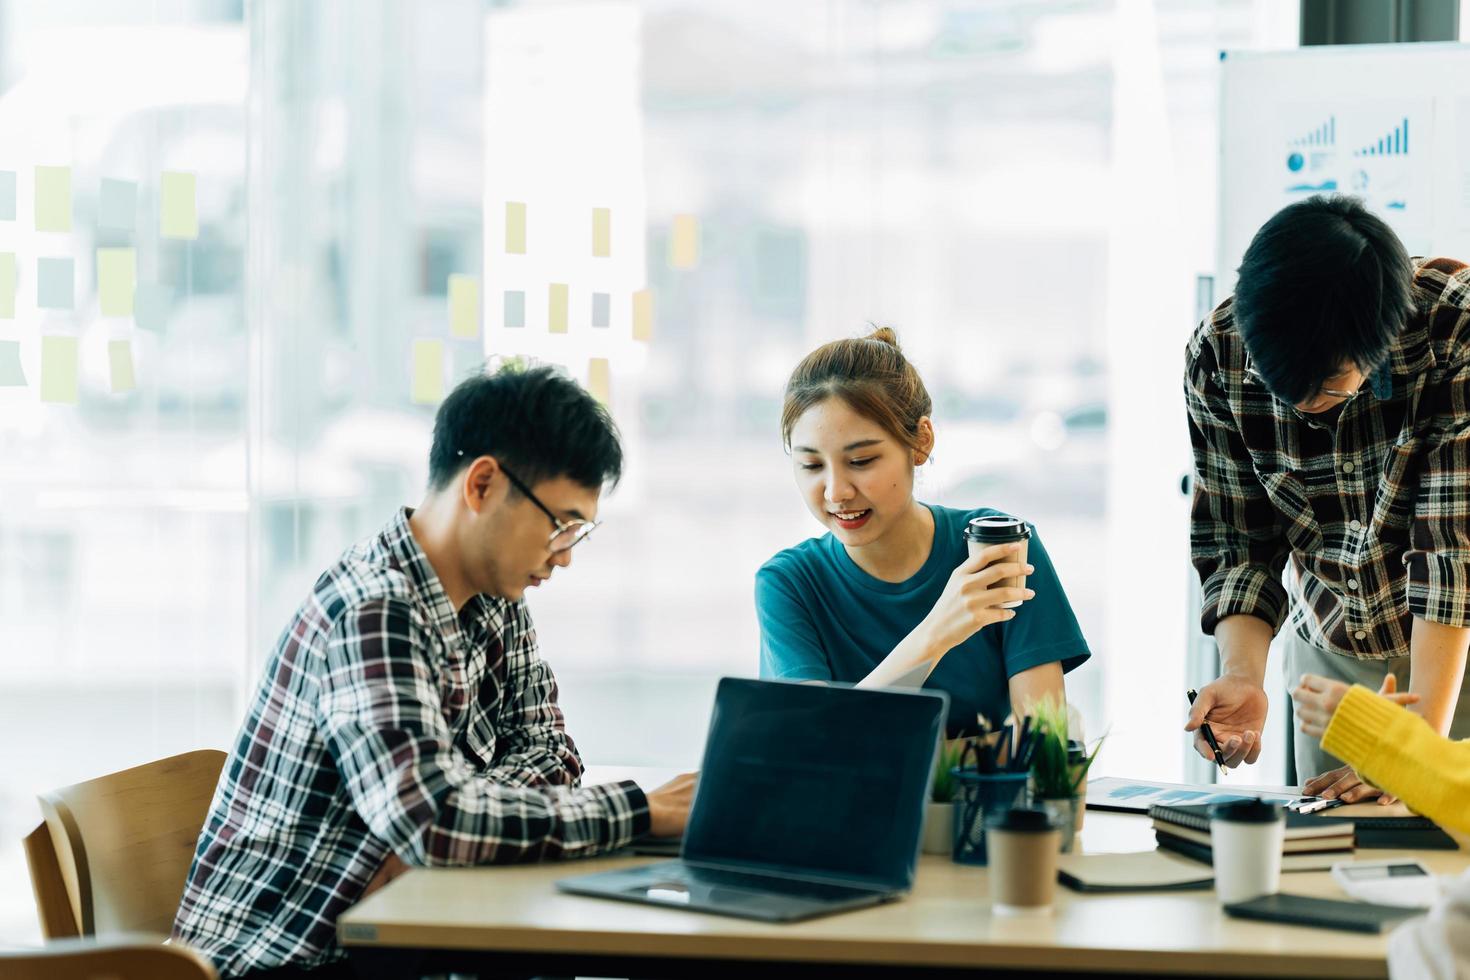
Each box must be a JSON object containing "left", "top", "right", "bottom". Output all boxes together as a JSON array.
[{"left": 866, "top": 325, "right": 900, "bottom": 349}]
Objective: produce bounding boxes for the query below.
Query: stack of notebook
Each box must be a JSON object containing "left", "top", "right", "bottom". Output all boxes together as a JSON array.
[{"left": 1149, "top": 803, "right": 1354, "bottom": 871}]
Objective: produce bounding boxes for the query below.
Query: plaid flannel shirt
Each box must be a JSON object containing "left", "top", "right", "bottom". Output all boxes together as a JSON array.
[
  {"left": 1186, "top": 256, "right": 1470, "bottom": 661},
  {"left": 172, "top": 507, "right": 649, "bottom": 978},
  {"left": 1187, "top": 257, "right": 1470, "bottom": 664}
]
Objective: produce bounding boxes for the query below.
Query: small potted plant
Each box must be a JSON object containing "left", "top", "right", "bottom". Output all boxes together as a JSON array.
[
  {"left": 1027, "top": 696, "right": 1102, "bottom": 853},
  {"left": 921, "top": 738, "right": 966, "bottom": 854}
]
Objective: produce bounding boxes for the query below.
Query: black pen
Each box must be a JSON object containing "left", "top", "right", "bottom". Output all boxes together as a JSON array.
[{"left": 1187, "top": 689, "right": 1229, "bottom": 777}]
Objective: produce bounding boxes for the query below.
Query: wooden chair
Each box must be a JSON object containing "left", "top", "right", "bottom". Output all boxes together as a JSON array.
[
  {"left": 27, "top": 749, "right": 227, "bottom": 937},
  {"left": 0, "top": 935, "right": 216, "bottom": 980}
]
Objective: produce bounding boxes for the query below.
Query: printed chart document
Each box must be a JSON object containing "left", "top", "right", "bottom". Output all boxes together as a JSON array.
[{"left": 1087, "top": 776, "right": 1310, "bottom": 814}]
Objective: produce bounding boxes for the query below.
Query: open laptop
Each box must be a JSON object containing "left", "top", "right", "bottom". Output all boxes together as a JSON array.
[{"left": 556, "top": 677, "right": 948, "bottom": 922}]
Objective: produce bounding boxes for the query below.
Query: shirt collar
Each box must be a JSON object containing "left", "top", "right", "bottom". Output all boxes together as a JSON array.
[{"left": 382, "top": 506, "right": 469, "bottom": 642}]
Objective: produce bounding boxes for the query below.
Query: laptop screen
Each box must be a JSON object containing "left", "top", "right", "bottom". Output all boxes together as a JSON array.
[{"left": 682, "top": 678, "right": 947, "bottom": 890}]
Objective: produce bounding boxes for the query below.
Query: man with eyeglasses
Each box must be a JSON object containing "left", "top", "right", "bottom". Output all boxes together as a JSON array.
[
  {"left": 1183, "top": 194, "right": 1470, "bottom": 801},
  {"left": 174, "top": 365, "right": 696, "bottom": 980}
]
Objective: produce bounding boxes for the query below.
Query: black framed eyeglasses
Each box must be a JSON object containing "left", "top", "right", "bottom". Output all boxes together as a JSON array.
[
  {"left": 1244, "top": 366, "right": 1366, "bottom": 406},
  {"left": 458, "top": 452, "right": 600, "bottom": 553}
]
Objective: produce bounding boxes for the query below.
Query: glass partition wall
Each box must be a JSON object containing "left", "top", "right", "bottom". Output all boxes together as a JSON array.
[{"left": 0, "top": 0, "right": 1281, "bottom": 944}]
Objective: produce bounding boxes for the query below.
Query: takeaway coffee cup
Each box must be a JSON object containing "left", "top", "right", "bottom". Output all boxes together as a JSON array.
[
  {"left": 963, "top": 516, "right": 1031, "bottom": 608},
  {"left": 1210, "top": 798, "right": 1284, "bottom": 904},
  {"left": 985, "top": 807, "right": 1061, "bottom": 915}
]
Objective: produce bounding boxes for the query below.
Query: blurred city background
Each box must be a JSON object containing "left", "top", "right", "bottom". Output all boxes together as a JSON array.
[{"left": 0, "top": 0, "right": 1296, "bottom": 944}]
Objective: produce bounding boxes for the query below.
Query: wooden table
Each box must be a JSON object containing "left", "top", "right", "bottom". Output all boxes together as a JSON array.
[{"left": 338, "top": 776, "right": 1469, "bottom": 979}]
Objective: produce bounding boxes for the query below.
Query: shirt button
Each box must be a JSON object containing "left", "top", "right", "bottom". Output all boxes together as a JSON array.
[
  {"left": 1343, "top": 461, "right": 1355, "bottom": 473},
  {"left": 1349, "top": 519, "right": 1363, "bottom": 531},
  {"left": 1354, "top": 630, "right": 1367, "bottom": 641},
  {"left": 1347, "top": 579, "right": 1359, "bottom": 590}
]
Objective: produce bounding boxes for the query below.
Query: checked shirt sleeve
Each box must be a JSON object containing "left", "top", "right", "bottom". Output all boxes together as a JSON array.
[
  {"left": 484, "top": 603, "right": 585, "bottom": 788},
  {"left": 1405, "top": 356, "right": 1470, "bottom": 628},
  {"left": 1184, "top": 334, "right": 1291, "bottom": 636},
  {"left": 317, "top": 597, "right": 649, "bottom": 866}
]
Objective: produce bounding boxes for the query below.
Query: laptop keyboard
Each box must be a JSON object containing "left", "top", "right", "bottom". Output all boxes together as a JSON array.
[{"left": 669, "top": 865, "right": 880, "bottom": 902}]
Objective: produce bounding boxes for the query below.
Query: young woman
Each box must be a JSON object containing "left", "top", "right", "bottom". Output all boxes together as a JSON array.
[
  {"left": 756, "top": 327, "right": 1091, "bottom": 734},
  {"left": 1292, "top": 674, "right": 1470, "bottom": 978}
]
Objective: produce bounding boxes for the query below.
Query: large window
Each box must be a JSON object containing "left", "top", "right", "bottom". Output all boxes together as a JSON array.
[{"left": 0, "top": 0, "right": 1284, "bottom": 945}]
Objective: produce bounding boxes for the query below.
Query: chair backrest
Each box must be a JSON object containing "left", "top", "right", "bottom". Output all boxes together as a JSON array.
[
  {"left": 23, "top": 821, "right": 80, "bottom": 938},
  {"left": 0, "top": 935, "right": 216, "bottom": 980},
  {"left": 37, "top": 749, "right": 227, "bottom": 936}
]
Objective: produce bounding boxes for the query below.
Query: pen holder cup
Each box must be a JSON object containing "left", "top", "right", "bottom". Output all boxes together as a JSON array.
[{"left": 951, "top": 769, "right": 1029, "bottom": 865}]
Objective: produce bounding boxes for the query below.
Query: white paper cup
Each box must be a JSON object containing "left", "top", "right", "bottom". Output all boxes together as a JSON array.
[{"left": 1210, "top": 799, "right": 1284, "bottom": 904}]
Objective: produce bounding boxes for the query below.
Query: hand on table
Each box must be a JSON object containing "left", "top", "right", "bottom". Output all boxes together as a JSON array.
[
  {"left": 1293, "top": 674, "right": 1417, "bottom": 806},
  {"left": 647, "top": 772, "right": 698, "bottom": 839}
]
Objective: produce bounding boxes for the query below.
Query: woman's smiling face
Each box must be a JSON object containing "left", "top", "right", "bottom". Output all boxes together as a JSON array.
[{"left": 788, "top": 396, "right": 928, "bottom": 545}]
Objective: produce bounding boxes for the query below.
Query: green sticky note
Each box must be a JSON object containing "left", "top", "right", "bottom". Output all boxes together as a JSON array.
[
  {"left": 505, "top": 201, "right": 527, "bottom": 254},
  {"left": 411, "top": 339, "right": 444, "bottom": 405},
  {"left": 0, "top": 340, "right": 24, "bottom": 387},
  {"left": 0, "top": 253, "right": 14, "bottom": 319},
  {"left": 99, "top": 178, "right": 137, "bottom": 232},
  {"left": 35, "top": 166, "right": 71, "bottom": 232},
  {"left": 108, "top": 339, "right": 136, "bottom": 392},
  {"left": 40, "top": 336, "right": 78, "bottom": 404},
  {"left": 592, "top": 207, "right": 611, "bottom": 258},
  {"left": 548, "top": 283, "right": 569, "bottom": 334},
  {"left": 448, "top": 274, "right": 479, "bottom": 339},
  {"left": 160, "top": 171, "right": 198, "bottom": 240},
  {"left": 98, "top": 248, "right": 136, "bottom": 316}
]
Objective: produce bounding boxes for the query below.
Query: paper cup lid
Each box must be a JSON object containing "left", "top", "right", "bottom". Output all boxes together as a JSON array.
[
  {"left": 963, "top": 515, "right": 1031, "bottom": 542},
  {"left": 1209, "top": 797, "right": 1283, "bottom": 824}
]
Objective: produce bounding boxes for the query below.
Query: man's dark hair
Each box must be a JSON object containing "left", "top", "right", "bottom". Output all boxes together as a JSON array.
[
  {"left": 427, "top": 364, "right": 623, "bottom": 493},
  {"left": 1233, "top": 195, "right": 1413, "bottom": 404}
]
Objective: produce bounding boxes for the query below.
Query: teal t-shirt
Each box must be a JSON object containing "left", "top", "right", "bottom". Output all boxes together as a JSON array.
[{"left": 755, "top": 504, "right": 1091, "bottom": 734}]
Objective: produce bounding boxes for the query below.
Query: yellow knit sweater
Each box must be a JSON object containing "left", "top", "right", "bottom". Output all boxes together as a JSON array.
[{"left": 1320, "top": 684, "right": 1470, "bottom": 835}]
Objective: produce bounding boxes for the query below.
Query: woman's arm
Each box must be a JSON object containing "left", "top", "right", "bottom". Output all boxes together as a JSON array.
[
  {"left": 856, "top": 542, "right": 1032, "bottom": 689},
  {"left": 1007, "top": 661, "right": 1064, "bottom": 717}
]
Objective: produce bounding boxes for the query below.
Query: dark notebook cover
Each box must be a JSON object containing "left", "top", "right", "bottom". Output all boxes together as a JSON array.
[
  {"left": 1340, "top": 816, "right": 1460, "bottom": 851},
  {"left": 1149, "top": 803, "right": 1351, "bottom": 839},
  {"left": 1224, "top": 893, "right": 1420, "bottom": 934}
]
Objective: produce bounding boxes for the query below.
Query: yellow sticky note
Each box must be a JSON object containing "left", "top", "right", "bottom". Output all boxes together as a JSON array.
[
  {"left": 592, "top": 207, "right": 611, "bottom": 258},
  {"left": 671, "top": 214, "right": 700, "bottom": 269},
  {"left": 35, "top": 166, "right": 71, "bottom": 232},
  {"left": 548, "top": 283, "right": 569, "bottom": 334},
  {"left": 160, "top": 171, "right": 198, "bottom": 240},
  {"left": 0, "top": 252, "right": 14, "bottom": 319},
  {"left": 98, "top": 248, "right": 136, "bottom": 317},
  {"left": 108, "top": 339, "right": 136, "bottom": 393},
  {"left": 632, "top": 289, "right": 654, "bottom": 341},
  {"left": 449, "top": 274, "right": 480, "bottom": 339},
  {"left": 588, "top": 357, "right": 610, "bottom": 405},
  {"left": 40, "top": 336, "right": 78, "bottom": 404},
  {"left": 505, "top": 202, "right": 527, "bottom": 254},
  {"left": 412, "top": 339, "right": 444, "bottom": 404}
]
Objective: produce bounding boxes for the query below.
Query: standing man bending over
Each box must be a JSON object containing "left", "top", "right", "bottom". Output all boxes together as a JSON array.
[
  {"left": 1184, "top": 195, "right": 1470, "bottom": 799},
  {"left": 174, "top": 365, "right": 695, "bottom": 980}
]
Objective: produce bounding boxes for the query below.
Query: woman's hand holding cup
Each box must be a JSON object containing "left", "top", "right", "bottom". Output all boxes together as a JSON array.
[{"left": 922, "top": 542, "right": 1035, "bottom": 654}]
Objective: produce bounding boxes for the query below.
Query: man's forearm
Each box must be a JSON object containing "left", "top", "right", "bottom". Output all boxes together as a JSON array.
[
  {"left": 1407, "top": 617, "right": 1470, "bottom": 735},
  {"left": 1215, "top": 614, "right": 1274, "bottom": 685}
]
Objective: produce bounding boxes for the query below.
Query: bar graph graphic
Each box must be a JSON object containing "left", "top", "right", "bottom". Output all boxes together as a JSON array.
[
  {"left": 1291, "top": 115, "right": 1335, "bottom": 149},
  {"left": 1355, "top": 117, "right": 1409, "bottom": 156}
]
